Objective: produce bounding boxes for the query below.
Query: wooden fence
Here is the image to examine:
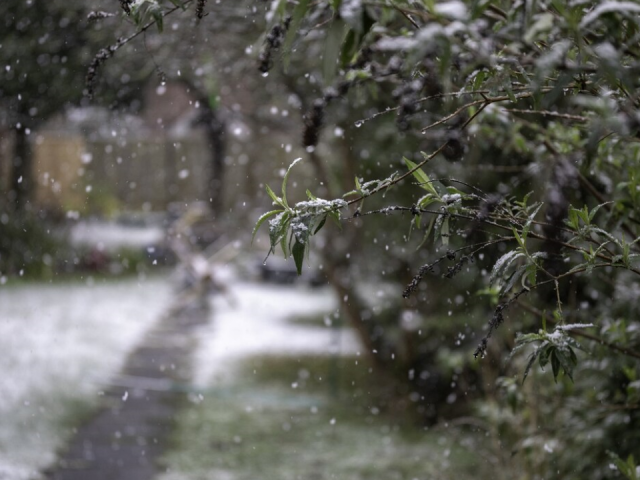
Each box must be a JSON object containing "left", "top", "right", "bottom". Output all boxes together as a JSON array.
[{"left": 32, "top": 131, "right": 212, "bottom": 213}]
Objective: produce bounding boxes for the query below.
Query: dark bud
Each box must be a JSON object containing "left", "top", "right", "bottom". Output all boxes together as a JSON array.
[
  {"left": 196, "top": 0, "right": 208, "bottom": 19},
  {"left": 303, "top": 99, "right": 326, "bottom": 147},
  {"left": 258, "top": 17, "right": 291, "bottom": 73},
  {"left": 442, "top": 130, "right": 467, "bottom": 162},
  {"left": 352, "top": 46, "right": 372, "bottom": 69},
  {"left": 336, "top": 81, "right": 351, "bottom": 97},
  {"left": 87, "top": 11, "right": 116, "bottom": 22},
  {"left": 119, "top": 0, "right": 132, "bottom": 15},
  {"left": 386, "top": 55, "right": 403, "bottom": 74}
]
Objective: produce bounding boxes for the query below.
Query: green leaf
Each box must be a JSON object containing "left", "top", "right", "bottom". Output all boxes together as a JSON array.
[
  {"left": 282, "top": 157, "right": 302, "bottom": 208},
  {"left": 266, "top": 184, "right": 285, "bottom": 208},
  {"left": 269, "top": 211, "right": 290, "bottom": 251},
  {"left": 417, "top": 216, "right": 436, "bottom": 250},
  {"left": 252, "top": 209, "right": 282, "bottom": 243},
  {"left": 324, "top": 18, "right": 347, "bottom": 85},
  {"left": 292, "top": 240, "right": 305, "bottom": 275},
  {"left": 522, "top": 204, "right": 543, "bottom": 240},
  {"left": 566, "top": 208, "right": 579, "bottom": 230},
  {"left": 513, "top": 227, "right": 525, "bottom": 250},
  {"left": 404, "top": 157, "right": 438, "bottom": 197},
  {"left": 490, "top": 250, "right": 525, "bottom": 285},
  {"left": 608, "top": 452, "right": 638, "bottom": 480},
  {"left": 555, "top": 349, "right": 575, "bottom": 381},
  {"left": 440, "top": 217, "right": 450, "bottom": 246},
  {"left": 168, "top": 0, "right": 186, "bottom": 10},
  {"left": 340, "top": 28, "right": 357, "bottom": 67},
  {"left": 328, "top": 210, "right": 342, "bottom": 230},
  {"left": 418, "top": 195, "right": 437, "bottom": 209},
  {"left": 523, "top": 347, "right": 541, "bottom": 383},
  {"left": 149, "top": 4, "right": 163, "bottom": 32},
  {"left": 550, "top": 349, "right": 561, "bottom": 382},
  {"left": 589, "top": 201, "right": 612, "bottom": 221},
  {"left": 500, "top": 264, "right": 527, "bottom": 296},
  {"left": 282, "top": 0, "right": 310, "bottom": 70},
  {"left": 270, "top": 0, "right": 288, "bottom": 20},
  {"left": 515, "top": 332, "right": 546, "bottom": 346},
  {"left": 538, "top": 343, "right": 552, "bottom": 369},
  {"left": 313, "top": 215, "right": 327, "bottom": 234},
  {"left": 525, "top": 263, "right": 537, "bottom": 287}
]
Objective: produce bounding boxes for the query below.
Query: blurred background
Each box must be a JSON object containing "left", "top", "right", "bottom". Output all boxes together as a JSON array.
[{"left": 2, "top": 1, "right": 637, "bottom": 480}]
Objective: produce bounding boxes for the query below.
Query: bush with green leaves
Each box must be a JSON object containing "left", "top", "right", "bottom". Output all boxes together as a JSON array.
[{"left": 94, "top": 0, "right": 640, "bottom": 477}]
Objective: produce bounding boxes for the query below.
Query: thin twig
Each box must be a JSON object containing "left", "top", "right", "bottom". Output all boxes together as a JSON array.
[
  {"left": 502, "top": 108, "right": 589, "bottom": 122},
  {"left": 421, "top": 91, "right": 536, "bottom": 133}
]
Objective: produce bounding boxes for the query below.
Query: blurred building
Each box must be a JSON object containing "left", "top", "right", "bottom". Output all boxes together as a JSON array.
[{"left": 28, "top": 81, "right": 212, "bottom": 215}]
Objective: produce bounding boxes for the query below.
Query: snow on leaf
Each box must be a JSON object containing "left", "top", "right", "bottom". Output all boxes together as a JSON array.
[
  {"left": 433, "top": 1, "right": 468, "bottom": 21},
  {"left": 490, "top": 250, "right": 525, "bottom": 285},
  {"left": 580, "top": 2, "right": 640, "bottom": 28},
  {"left": 282, "top": 157, "right": 302, "bottom": 207},
  {"left": 555, "top": 323, "right": 595, "bottom": 331}
]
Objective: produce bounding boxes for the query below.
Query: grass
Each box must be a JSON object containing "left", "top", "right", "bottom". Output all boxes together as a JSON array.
[
  {"left": 284, "top": 311, "right": 347, "bottom": 328},
  {"left": 159, "top": 354, "right": 493, "bottom": 480},
  {"left": 0, "top": 275, "right": 173, "bottom": 478}
]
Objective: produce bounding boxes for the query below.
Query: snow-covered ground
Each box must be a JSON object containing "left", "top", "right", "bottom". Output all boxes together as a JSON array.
[
  {"left": 0, "top": 267, "right": 363, "bottom": 479},
  {"left": 0, "top": 276, "right": 172, "bottom": 480},
  {"left": 69, "top": 219, "right": 165, "bottom": 251},
  {"left": 194, "top": 281, "right": 362, "bottom": 386}
]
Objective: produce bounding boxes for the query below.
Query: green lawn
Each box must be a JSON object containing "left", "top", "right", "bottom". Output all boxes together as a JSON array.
[{"left": 159, "top": 355, "right": 493, "bottom": 480}]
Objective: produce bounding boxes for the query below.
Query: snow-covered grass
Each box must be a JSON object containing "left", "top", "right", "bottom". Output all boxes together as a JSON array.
[
  {"left": 69, "top": 219, "right": 165, "bottom": 251},
  {"left": 193, "top": 282, "right": 362, "bottom": 386},
  {"left": 161, "top": 354, "right": 492, "bottom": 480},
  {"left": 160, "top": 282, "right": 491, "bottom": 480},
  {"left": 0, "top": 275, "right": 172, "bottom": 480}
]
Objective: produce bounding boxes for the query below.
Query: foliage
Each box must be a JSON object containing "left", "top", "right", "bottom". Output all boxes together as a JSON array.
[
  {"left": 94, "top": 0, "right": 640, "bottom": 478},
  {"left": 0, "top": 212, "right": 64, "bottom": 278},
  {"left": 0, "top": 0, "right": 91, "bottom": 127},
  {"left": 254, "top": 158, "right": 347, "bottom": 274},
  {"left": 250, "top": 0, "right": 640, "bottom": 369},
  {"left": 249, "top": 1, "right": 640, "bottom": 477}
]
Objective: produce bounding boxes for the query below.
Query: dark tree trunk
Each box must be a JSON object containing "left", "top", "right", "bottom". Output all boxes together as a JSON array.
[
  {"left": 11, "top": 126, "right": 31, "bottom": 211},
  {"left": 180, "top": 78, "right": 227, "bottom": 219},
  {"left": 204, "top": 112, "right": 225, "bottom": 219}
]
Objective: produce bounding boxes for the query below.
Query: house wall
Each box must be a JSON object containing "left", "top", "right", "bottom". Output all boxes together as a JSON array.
[{"left": 31, "top": 130, "right": 212, "bottom": 214}]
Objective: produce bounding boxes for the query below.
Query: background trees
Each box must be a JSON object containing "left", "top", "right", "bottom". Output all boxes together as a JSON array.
[
  {"left": 246, "top": 2, "right": 640, "bottom": 477},
  {"left": 20, "top": 0, "right": 640, "bottom": 478}
]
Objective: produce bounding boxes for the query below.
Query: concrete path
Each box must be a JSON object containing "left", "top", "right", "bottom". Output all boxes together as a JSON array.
[{"left": 45, "top": 303, "right": 209, "bottom": 480}]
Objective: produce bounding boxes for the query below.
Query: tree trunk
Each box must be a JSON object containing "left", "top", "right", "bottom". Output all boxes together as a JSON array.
[
  {"left": 11, "top": 127, "right": 31, "bottom": 211},
  {"left": 205, "top": 113, "right": 225, "bottom": 219}
]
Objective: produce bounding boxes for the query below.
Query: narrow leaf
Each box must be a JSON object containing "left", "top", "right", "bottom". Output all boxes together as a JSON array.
[
  {"left": 490, "top": 250, "right": 525, "bottom": 285},
  {"left": 282, "top": 157, "right": 302, "bottom": 207},
  {"left": 441, "top": 217, "right": 450, "bottom": 246},
  {"left": 292, "top": 240, "right": 305, "bottom": 275},
  {"left": 266, "top": 184, "right": 285, "bottom": 207},
  {"left": 523, "top": 348, "right": 541, "bottom": 383},
  {"left": 551, "top": 350, "right": 560, "bottom": 382},
  {"left": 324, "top": 18, "right": 347, "bottom": 85},
  {"left": 252, "top": 209, "right": 282, "bottom": 243},
  {"left": 282, "top": 0, "right": 310, "bottom": 70},
  {"left": 313, "top": 215, "right": 327, "bottom": 234},
  {"left": 404, "top": 157, "right": 438, "bottom": 196}
]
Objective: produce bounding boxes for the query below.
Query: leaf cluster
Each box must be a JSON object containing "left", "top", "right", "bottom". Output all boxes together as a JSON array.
[
  {"left": 253, "top": 159, "right": 346, "bottom": 274},
  {"left": 511, "top": 322, "right": 590, "bottom": 383}
]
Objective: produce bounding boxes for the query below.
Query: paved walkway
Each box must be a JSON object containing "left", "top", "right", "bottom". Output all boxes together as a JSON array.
[{"left": 45, "top": 303, "right": 210, "bottom": 480}]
